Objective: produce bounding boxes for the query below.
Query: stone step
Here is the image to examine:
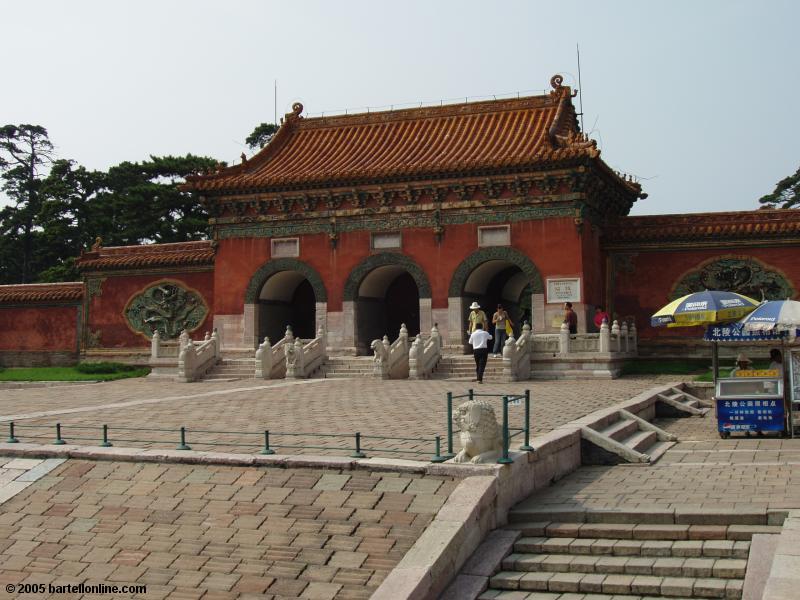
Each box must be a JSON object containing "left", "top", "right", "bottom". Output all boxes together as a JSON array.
[
  {"left": 623, "top": 429, "right": 658, "bottom": 453},
  {"left": 507, "top": 521, "right": 777, "bottom": 543},
  {"left": 478, "top": 593, "right": 692, "bottom": 600},
  {"left": 488, "top": 570, "right": 743, "bottom": 598},
  {"left": 513, "top": 536, "right": 751, "bottom": 560},
  {"left": 479, "top": 593, "right": 699, "bottom": 600},
  {"left": 502, "top": 552, "right": 747, "bottom": 578},
  {"left": 597, "top": 418, "right": 640, "bottom": 443}
]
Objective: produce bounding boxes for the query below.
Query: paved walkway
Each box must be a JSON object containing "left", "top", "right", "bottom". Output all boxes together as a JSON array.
[
  {"left": 0, "top": 376, "right": 677, "bottom": 460},
  {"left": 0, "top": 460, "right": 457, "bottom": 600},
  {"left": 517, "top": 410, "right": 800, "bottom": 514}
]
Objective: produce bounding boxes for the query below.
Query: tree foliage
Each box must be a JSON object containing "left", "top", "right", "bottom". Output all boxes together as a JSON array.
[
  {"left": 0, "top": 124, "right": 219, "bottom": 285},
  {"left": 245, "top": 122, "right": 279, "bottom": 150},
  {"left": 759, "top": 166, "right": 800, "bottom": 209}
]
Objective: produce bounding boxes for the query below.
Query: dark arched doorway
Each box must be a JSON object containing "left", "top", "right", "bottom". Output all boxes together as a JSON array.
[
  {"left": 449, "top": 248, "right": 544, "bottom": 349},
  {"left": 258, "top": 271, "right": 316, "bottom": 342},
  {"left": 355, "top": 266, "right": 420, "bottom": 355},
  {"left": 244, "top": 259, "right": 328, "bottom": 347}
]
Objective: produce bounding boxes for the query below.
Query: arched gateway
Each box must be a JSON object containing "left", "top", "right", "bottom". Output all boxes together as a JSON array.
[
  {"left": 244, "top": 259, "right": 327, "bottom": 347},
  {"left": 343, "top": 253, "right": 431, "bottom": 355},
  {"left": 448, "top": 247, "right": 544, "bottom": 348}
]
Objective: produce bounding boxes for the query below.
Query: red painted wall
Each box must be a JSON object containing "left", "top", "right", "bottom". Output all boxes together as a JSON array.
[
  {"left": 87, "top": 271, "right": 214, "bottom": 347},
  {"left": 611, "top": 246, "right": 800, "bottom": 340},
  {"left": 214, "top": 217, "right": 586, "bottom": 313},
  {"left": 0, "top": 305, "right": 79, "bottom": 351}
]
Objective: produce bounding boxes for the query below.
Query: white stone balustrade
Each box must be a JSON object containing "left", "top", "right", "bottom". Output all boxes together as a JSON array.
[
  {"left": 409, "top": 324, "right": 442, "bottom": 379},
  {"left": 371, "top": 324, "right": 410, "bottom": 379},
  {"left": 254, "top": 325, "right": 299, "bottom": 379},
  {"left": 285, "top": 326, "right": 326, "bottom": 379},
  {"left": 503, "top": 322, "right": 532, "bottom": 381},
  {"left": 177, "top": 330, "right": 219, "bottom": 382}
]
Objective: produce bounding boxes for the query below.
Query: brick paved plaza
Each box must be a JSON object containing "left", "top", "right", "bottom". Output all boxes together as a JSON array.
[
  {"left": 3, "top": 375, "right": 800, "bottom": 599},
  {"left": 0, "top": 458, "right": 456, "bottom": 599},
  {"left": 0, "top": 375, "right": 678, "bottom": 459}
]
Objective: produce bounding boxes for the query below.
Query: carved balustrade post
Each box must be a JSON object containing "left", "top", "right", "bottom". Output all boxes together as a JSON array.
[
  {"left": 409, "top": 337, "right": 421, "bottom": 379},
  {"left": 255, "top": 336, "right": 272, "bottom": 379},
  {"left": 150, "top": 330, "right": 161, "bottom": 360},
  {"left": 611, "top": 320, "right": 621, "bottom": 353},
  {"left": 599, "top": 319, "right": 610, "bottom": 353},
  {"left": 503, "top": 335, "right": 517, "bottom": 382},
  {"left": 559, "top": 323, "right": 571, "bottom": 355},
  {"left": 212, "top": 329, "right": 221, "bottom": 360}
]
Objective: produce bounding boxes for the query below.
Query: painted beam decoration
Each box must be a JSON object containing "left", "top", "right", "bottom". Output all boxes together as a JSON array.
[{"left": 124, "top": 282, "right": 207, "bottom": 339}]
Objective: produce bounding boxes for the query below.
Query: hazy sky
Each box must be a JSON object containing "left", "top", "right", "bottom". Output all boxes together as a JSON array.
[{"left": 3, "top": 0, "right": 798, "bottom": 216}]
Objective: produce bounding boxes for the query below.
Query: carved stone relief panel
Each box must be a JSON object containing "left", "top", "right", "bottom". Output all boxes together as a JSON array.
[
  {"left": 671, "top": 256, "right": 795, "bottom": 301},
  {"left": 124, "top": 281, "right": 208, "bottom": 340}
]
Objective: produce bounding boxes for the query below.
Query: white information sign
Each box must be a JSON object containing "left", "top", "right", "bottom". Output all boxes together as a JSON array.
[{"left": 547, "top": 278, "right": 581, "bottom": 304}]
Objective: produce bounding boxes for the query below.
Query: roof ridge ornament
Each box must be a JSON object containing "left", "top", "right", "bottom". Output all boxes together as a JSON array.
[{"left": 285, "top": 102, "right": 304, "bottom": 123}]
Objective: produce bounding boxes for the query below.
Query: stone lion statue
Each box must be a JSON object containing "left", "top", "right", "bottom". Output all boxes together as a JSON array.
[{"left": 451, "top": 399, "right": 503, "bottom": 464}]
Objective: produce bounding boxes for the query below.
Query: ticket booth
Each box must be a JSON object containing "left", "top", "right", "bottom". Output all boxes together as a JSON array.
[
  {"left": 704, "top": 324, "right": 798, "bottom": 438},
  {"left": 714, "top": 371, "right": 784, "bottom": 438}
]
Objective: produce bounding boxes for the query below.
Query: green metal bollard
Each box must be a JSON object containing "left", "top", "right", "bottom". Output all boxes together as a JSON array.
[
  {"left": 54, "top": 423, "right": 66, "bottom": 445},
  {"left": 100, "top": 424, "right": 113, "bottom": 448},
  {"left": 468, "top": 388, "right": 474, "bottom": 401},
  {"left": 444, "top": 391, "right": 455, "bottom": 459},
  {"left": 431, "top": 435, "right": 447, "bottom": 463},
  {"left": 7, "top": 422, "right": 18, "bottom": 444},
  {"left": 176, "top": 427, "right": 191, "bottom": 451},
  {"left": 350, "top": 432, "right": 366, "bottom": 458},
  {"left": 497, "top": 396, "right": 513, "bottom": 464},
  {"left": 520, "top": 389, "right": 534, "bottom": 452},
  {"left": 261, "top": 430, "right": 275, "bottom": 455}
]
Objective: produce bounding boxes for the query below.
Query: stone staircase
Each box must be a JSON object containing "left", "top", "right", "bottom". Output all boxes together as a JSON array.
[
  {"left": 481, "top": 512, "right": 780, "bottom": 599},
  {"left": 579, "top": 409, "right": 676, "bottom": 465},
  {"left": 656, "top": 387, "right": 712, "bottom": 417},
  {"left": 432, "top": 354, "right": 506, "bottom": 380},
  {"left": 321, "top": 356, "right": 374, "bottom": 378},
  {"left": 203, "top": 357, "right": 256, "bottom": 381}
]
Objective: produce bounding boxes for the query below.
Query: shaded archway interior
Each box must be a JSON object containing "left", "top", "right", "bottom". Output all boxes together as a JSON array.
[
  {"left": 258, "top": 270, "right": 316, "bottom": 342},
  {"left": 462, "top": 259, "right": 532, "bottom": 343},
  {"left": 355, "top": 265, "right": 420, "bottom": 355}
]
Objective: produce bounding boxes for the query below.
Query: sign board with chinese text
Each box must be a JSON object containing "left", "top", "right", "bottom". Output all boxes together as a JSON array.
[
  {"left": 716, "top": 398, "right": 784, "bottom": 433},
  {"left": 546, "top": 278, "right": 581, "bottom": 304},
  {"left": 736, "top": 369, "right": 780, "bottom": 378}
]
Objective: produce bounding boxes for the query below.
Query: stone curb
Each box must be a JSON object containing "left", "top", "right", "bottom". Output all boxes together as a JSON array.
[
  {"left": 0, "top": 442, "right": 435, "bottom": 474},
  {"left": 761, "top": 509, "right": 800, "bottom": 599}
]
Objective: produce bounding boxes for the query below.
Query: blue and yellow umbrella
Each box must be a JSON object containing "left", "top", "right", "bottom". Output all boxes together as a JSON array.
[{"left": 651, "top": 290, "right": 759, "bottom": 328}]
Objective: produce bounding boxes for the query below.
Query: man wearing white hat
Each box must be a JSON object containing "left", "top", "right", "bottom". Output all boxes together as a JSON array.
[
  {"left": 729, "top": 354, "right": 752, "bottom": 377},
  {"left": 467, "top": 301, "right": 488, "bottom": 336}
]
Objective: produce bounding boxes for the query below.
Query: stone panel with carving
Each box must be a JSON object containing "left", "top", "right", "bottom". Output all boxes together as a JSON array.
[
  {"left": 671, "top": 257, "right": 795, "bottom": 301},
  {"left": 124, "top": 282, "right": 207, "bottom": 340}
]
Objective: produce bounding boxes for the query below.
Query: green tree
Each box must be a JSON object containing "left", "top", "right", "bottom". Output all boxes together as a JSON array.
[
  {"left": 0, "top": 124, "right": 55, "bottom": 283},
  {"left": 759, "top": 166, "right": 800, "bottom": 209},
  {"left": 95, "top": 154, "right": 219, "bottom": 245},
  {"left": 245, "top": 122, "right": 279, "bottom": 150}
]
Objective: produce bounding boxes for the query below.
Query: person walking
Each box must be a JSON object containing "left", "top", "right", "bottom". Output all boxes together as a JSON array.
[
  {"left": 467, "top": 301, "right": 488, "bottom": 334},
  {"left": 563, "top": 302, "right": 578, "bottom": 334},
  {"left": 468, "top": 322, "right": 492, "bottom": 383},
  {"left": 491, "top": 304, "right": 512, "bottom": 357}
]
